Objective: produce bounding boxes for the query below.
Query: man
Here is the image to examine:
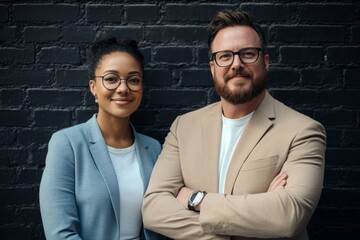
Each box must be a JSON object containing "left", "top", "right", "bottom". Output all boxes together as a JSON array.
[{"left": 143, "top": 9, "right": 326, "bottom": 240}]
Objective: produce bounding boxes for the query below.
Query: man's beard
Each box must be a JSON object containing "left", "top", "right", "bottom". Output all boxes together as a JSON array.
[{"left": 213, "top": 68, "right": 267, "bottom": 105}]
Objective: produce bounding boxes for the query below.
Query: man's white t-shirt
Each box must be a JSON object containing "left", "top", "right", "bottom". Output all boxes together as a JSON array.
[
  {"left": 218, "top": 112, "right": 254, "bottom": 193},
  {"left": 108, "top": 143, "right": 143, "bottom": 240}
]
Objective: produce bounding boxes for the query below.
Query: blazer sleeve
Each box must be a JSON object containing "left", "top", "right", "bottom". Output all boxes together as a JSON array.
[
  {"left": 199, "top": 120, "right": 326, "bottom": 238},
  {"left": 39, "top": 131, "right": 82, "bottom": 240},
  {"left": 142, "top": 117, "right": 228, "bottom": 240}
]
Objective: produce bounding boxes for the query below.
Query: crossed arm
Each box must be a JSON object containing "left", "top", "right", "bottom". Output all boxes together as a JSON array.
[{"left": 176, "top": 172, "right": 288, "bottom": 211}]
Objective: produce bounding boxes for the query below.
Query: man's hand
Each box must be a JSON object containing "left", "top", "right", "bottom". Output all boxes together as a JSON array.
[{"left": 268, "top": 172, "right": 288, "bottom": 192}]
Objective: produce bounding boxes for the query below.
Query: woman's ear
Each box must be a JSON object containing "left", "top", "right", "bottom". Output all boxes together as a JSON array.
[{"left": 89, "top": 79, "right": 96, "bottom": 96}]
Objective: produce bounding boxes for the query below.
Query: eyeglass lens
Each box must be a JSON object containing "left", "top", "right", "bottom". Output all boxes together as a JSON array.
[
  {"left": 214, "top": 48, "right": 260, "bottom": 67},
  {"left": 102, "top": 74, "right": 142, "bottom": 91}
]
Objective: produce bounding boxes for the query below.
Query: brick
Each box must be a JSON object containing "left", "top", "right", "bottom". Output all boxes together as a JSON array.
[
  {"left": 29, "top": 89, "right": 82, "bottom": 106},
  {"left": 164, "top": 4, "right": 234, "bottom": 22},
  {"left": 32, "top": 149, "right": 47, "bottom": 168},
  {"left": 141, "top": 47, "right": 151, "bottom": 67},
  {"left": 352, "top": 26, "right": 360, "bottom": 43},
  {"left": 86, "top": 4, "right": 123, "bottom": 22},
  {"left": 62, "top": 26, "right": 97, "bottom": 43},
  {"left": 38, "top": 47, "right": 80, "bottom": 64},
  {"left": 272, "top": 89, "right": 317, "bottom": 105},
  {"left": 0, "top": 89, "right": 23, "bottom": 106},
  {"left": 158, "top": 109, "right": 189, "bottom": 127},
  {"left": 0, "top": 4, "right": 8, "bottom": 22},
  {"left": 314, "top": 110, "right": 356, "bottom": 127},
  {"left": 209, "top": 88, "right": 221, "bottom": 103},
  {"left": 17, "top": 169, "right": 43, "bottom": 184},
  {"left": 267, "top": 68, "right": 300, "bottom": 87},
  {"left": 302, "top": 69, "right": 340, "bottom": 86},
  {"left": 327, "top": 47, "right": 360, "bottom": 63},
  {"left": 266, "top": 46, "right": 278, "bottom": 63},
  {"left": 318, "top": 90, "right": 360, "bottom": 106},
  {"left": 271, "top": 26, "right": 346, "bottom": 43},
  {"left": 13, "top": 4, "right": 79, "bottom": 22},
  {"left": 241, "top": 3, "right": 288, "bottom": 22},
  {"left": 55, "top": 69, "right": 89, "bottom": 87},
  {"left": 0, "top": 207, "right": 15, "bottom": 223},
  {"left": 0, "top": 26, "right": 15, "bottom": 42},
  {"left": 310, "top": 207, "right": 342, "bottom": 225},
  {"left": 19, "top": 207, "right": 42, "bottom": 225},
  {"left": 145, "top": 26, "right": 207, "bottom": 43},
  {"left": 345, "top": 69, "right": 360, "bottom": 86},
  {"left": 345, "top": 170, "right": 360, "bottom": 187},
  {"left": 0, "top": 149, "right": 27, "bottom": 167},
  {"left": 0, "top": 110, "right": 29, "bottom": 127},
  {"left": 153, "top": 47, "right": 192, "bottom": 64},
  {"left": 24, "top": 27, "right": 58, "bottom": 42},
  {"left": 103, "top": 26, "right": 142, "bottom": 41},
  {"left": 144, "top": 69, "right": 172, "bottom": 86},
  {"left": 34, "top": 110, "right": 71, "bottom": 127},
  {"left": 150, "top": 90, "right": 206, "bottom": 106},
  {"left": 343, "top": 130, "right": 360, "bottom": 146},
  {"left": 323, "top": 168, "right": 344, "bottom": 186},
  {"left": 0, "top": 227, "right": 33, "bottom": 240},
  {"left": 320, "top": 187, "right": 360, "bottom": 206},
  {"left": 0, "top": 188, "right": 37, "bottom": 205},
  {"left": 325, "top": 148, "right": 360, "bottom": 166},
  {"left": 0, "top": 48, "right": 34, "bottom": 64},
  {"left": 18, "top": 129, "right": 53, "bottom": 146},
  {"left": 76, "top": 109, "right": 97, "bottom": 124},
  {"left": 280, "top": 46, "right": 324, "bottom": 63},
  {"left": 131, "top": 109, "right": 158, "bottom": 127},
  {"left": 126, "top": 4, "right": 159, "bottom": 22},
  {"left": 325, "top": 129, "right": 342, "bottom": 147},
  {"left": 0, "top": 169, "right": 16, "bottom": 185},
  {"left": 294, "top": 4, "right": 354, "bottom": 22},
  {"left": 198, "top": 47, "right": 211, "bottom": 64},
  {"left": 0, "top": 69, "right": 52, "bottom": 86},
  {"left": 0, "top": 130, "right": 16, "bottom": 145},
  {"left": 181, "top": 69, "right": 213, "bottom": 87}
]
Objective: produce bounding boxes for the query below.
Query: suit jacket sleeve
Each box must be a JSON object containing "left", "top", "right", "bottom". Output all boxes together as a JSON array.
[
  {"left": 39, "top": 131, "right": 82, "bottom": 240},
  {"left": 143, "top": 117, "right": 228, "bottom": 240},
  {"left": 199, "top": 120, "right": 326, "bottom": 238}
]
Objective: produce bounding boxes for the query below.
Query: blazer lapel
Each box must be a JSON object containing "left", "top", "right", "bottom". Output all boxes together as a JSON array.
[
  {"left": 86, "top": 115, "right": 121, "bottom": 227},
  {"left": 224, "top": 91, "right": 275, "bottom": 194},
  {"left": 133, "top": 130, "right": 153, "bottom": 193},
  {"left": 202, "top": 103, "right": 223, "bottom": 193}
]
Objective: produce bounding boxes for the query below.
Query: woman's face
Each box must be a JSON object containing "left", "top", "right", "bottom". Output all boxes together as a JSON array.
[{"left": 89, "top": 51, "right": 143, "bottom": 121}]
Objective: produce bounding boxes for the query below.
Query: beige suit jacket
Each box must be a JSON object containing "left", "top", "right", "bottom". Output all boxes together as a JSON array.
[{"left": 143, "top": 91, "right": 326, "bottom": 240}]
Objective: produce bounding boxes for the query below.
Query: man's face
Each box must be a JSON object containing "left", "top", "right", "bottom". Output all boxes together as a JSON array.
[{"left": 210, "top": 26, "right": 269, "bottom": 105}]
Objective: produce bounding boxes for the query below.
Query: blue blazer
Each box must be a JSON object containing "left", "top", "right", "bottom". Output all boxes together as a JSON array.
[{"left": 40, "top": 114, "right": 166, "bottom": 240}]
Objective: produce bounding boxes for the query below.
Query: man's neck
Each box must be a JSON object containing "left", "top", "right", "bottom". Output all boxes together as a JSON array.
[{"left": 221, "top": 90, "right": 266, "bottom": 119}]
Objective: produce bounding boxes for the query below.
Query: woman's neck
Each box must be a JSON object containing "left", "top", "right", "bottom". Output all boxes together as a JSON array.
[{"left": 96, "top": 113, "right": 134, "bottom": 148}]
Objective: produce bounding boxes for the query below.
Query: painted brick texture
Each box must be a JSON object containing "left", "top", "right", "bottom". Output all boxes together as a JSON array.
[{"left": 0, "top": 1, "right": 359, "bottom": 239}]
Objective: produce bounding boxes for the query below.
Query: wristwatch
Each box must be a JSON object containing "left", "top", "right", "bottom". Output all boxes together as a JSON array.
[{"left": 188, "top": 190, "right": 207, "bottom": 211}]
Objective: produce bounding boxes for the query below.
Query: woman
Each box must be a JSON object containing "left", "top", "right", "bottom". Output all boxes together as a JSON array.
[{"left": 40, "top": 38, "right": 165, "bottom": 240}]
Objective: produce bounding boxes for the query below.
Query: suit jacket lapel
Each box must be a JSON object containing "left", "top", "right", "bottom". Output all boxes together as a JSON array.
[
  {"left": 202, "top": 103, "right": 223, "bottom": 193},
  {"left": 86, "top": 115, "right": 121, "bottom": 227},
  {"left": 224, "top": 91, "right": 275, "bottom": 194}
]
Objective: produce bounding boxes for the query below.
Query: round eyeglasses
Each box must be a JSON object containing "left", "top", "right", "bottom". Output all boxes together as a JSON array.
[
  {"left": 95, "top": 73, "right": 143, "bottom": 92},
  {"left": 211, "top": 48, "right": 263, "bottom": 67}
]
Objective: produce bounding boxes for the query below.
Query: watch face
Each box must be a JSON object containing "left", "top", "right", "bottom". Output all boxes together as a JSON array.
[{"left": 190, "top": 191, "right": 204, "bottom": 206}]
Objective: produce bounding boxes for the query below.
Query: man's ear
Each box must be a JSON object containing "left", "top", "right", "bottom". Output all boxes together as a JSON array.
[{"left": 210, "top": 61, "right": 215, "bottom": 78}]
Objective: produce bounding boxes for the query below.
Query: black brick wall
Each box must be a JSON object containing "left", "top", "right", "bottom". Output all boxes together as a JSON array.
[{"left": 0, "top": 1, "right": 359, "bottom": 239}]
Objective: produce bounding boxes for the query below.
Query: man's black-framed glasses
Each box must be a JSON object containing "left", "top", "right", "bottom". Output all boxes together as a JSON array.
[
  {"left": 95, "top": 73, "right": 143, "bottom": 92},
  {"left": 211, "top": 47, "right": 263, "bottom": 67}
]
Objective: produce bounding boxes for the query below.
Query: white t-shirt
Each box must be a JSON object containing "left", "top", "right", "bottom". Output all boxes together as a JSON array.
[
  {"left": 218, "top": 112, "right": 253, "bottom": 193},
  {"left": 107, "top": 143, "right": 143, "bottom": 240}
]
